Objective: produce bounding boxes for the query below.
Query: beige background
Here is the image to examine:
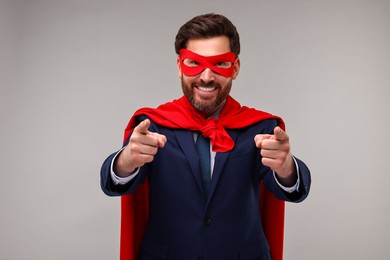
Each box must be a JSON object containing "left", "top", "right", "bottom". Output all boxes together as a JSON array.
[{"left": 1, "top": 0, "right": 389, "bottom": 259}]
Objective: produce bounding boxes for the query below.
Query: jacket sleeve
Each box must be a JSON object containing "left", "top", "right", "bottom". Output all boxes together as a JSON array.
[
  {"left": 262, "top": 155, "right": 311, "bottom": 203},
  {"left": 256, "top": 119, "right": 311, "bottom": 203},
  {"left": 100, "top": 116, "right": 154, "bottom": 197}
]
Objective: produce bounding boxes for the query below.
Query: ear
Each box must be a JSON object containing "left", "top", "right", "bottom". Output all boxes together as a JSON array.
[
  {"left": 177, "top": 56, "right": 182, "bottom": 78},
  {"left": 232, "top": 58, "right": 240, "bottom": 80}
]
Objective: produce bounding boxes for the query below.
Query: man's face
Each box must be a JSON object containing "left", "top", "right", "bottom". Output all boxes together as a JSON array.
[{"left": 177, "top": 36, "right": 240, "bottom": 117}]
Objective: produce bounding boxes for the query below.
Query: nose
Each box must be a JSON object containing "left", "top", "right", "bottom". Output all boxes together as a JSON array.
[{"left": 199, "top": 68, "right": 215, "bottom": 83}]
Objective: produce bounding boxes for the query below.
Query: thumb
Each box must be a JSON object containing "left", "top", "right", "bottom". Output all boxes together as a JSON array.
[
  {"left": 274, "top": 126, "right": 288, "bottom": 141},
  {"left": 135, "top": 119, "right": 151, "bottom": 134},
  {"left": 157, "top": 134, "right": 167, "bottom": 148},
  {"left": 254, "top": 134, "right": 272, "bottom": 148}
]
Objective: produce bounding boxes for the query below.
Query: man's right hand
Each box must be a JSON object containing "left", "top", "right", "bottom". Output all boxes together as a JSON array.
[{"left": 114, "top": 119, "right": 167, "bottom": 177}]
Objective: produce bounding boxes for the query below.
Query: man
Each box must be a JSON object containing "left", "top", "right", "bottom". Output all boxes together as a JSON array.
[{"left": 101, "top": 13, "right": 311, "bottom": 260}]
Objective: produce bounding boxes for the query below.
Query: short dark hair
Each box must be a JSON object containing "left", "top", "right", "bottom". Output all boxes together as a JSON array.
[{"left": 174, "top": 13, "right": 240, "bottom": 56}]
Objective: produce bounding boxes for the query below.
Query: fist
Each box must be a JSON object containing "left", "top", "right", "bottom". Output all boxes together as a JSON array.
[
  {"left": 115, "top": 119, "right": 167, "bottom": 177},
  {"left": 254, "top": 126, "right": 296, "bottom": 180}
]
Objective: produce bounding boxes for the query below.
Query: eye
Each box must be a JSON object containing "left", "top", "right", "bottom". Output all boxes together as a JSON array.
[
  {"left": 183, "top": 59, "right": 199, "bottom": 67},
  {"left": 214, "top": 61, "right": 233, "bottom": 68}
]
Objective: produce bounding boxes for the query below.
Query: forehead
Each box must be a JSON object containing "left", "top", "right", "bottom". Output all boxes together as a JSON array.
[{"left": 186, "top": 36, "right": 231, "bottom": 57}]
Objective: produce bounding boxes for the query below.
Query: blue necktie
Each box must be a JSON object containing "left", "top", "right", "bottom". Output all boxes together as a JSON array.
[{"left": 196, "top": 133, "right": 211, "bottom": 196}]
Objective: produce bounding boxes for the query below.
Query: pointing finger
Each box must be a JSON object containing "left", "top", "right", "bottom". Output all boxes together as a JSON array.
[
  {"left": 274, "top": 126, "right": 289, "bottom": 142},
  {"left": 134, "top": 120, "right": 167, "bottom": 148},
  {"left": 135, "top": 119, "right": 151, "bottom": 134}
]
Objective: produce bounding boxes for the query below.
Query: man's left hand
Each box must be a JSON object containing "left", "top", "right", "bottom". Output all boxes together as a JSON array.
[{"left": 254, "top": 126, "right": 297, "bottom": 186}]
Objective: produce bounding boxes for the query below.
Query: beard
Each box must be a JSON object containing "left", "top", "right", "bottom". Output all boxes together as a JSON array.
[{"left": 181, "top": 78, "right": 232, "bottom": 116}]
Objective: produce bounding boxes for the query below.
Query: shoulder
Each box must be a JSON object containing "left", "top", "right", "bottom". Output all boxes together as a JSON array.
[
  {"left": 241, "top": 118, "right": 279, "bottom": 135},
  {"left": 137, "top": 115, "right": 183, "bottom": 138}
]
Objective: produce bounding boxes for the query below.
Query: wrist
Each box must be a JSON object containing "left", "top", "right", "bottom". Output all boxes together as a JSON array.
[
  {"left": 114, "top": 149, "right": 137, "bottom": 177},
  {"left": 275, "top": 156, "right": 297, "bottom": 186}
]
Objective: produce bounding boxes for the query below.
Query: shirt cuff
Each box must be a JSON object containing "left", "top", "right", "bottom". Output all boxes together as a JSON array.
[
  {"left": 273, "top": 156, "right": 300, "bottom": 193},
  {"left": 110, "top": 148, "right": 140, "bottom": 185}
]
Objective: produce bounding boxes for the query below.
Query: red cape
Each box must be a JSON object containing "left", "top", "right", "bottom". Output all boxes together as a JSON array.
[{"left": 120, "top": 96, "right": 285, "bottom": 260}]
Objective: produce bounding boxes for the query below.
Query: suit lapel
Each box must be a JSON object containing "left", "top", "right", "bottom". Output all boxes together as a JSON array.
[
  {"left": 175, "top": 129, "right": 240, "bottom": 204},
  {"left": 174, "top": 130, "right": 204, "bottom": 196},
  {"left": 206, "top": 129, "right": 239, "bottom": 205}
]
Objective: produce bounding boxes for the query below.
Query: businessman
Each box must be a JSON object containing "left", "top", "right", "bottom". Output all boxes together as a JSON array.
[{"left": 101, "top": 13, "right": 311, "bottom": 260}]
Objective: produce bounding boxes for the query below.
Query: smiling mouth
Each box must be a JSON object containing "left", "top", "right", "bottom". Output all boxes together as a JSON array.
[{"left": 196, "top": 86, "right": 217, "bottom": 92}]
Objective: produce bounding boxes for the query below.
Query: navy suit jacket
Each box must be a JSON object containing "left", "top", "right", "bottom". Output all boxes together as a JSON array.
[{"left": 101, "top": 116, "right": 311, "bottom": 260}]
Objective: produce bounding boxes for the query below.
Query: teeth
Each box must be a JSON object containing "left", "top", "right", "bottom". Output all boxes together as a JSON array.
[{"left": 198, "top": 86, "right": 216, "bottom": 92}]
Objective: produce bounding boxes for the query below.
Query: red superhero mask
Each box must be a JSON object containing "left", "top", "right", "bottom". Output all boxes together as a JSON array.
[{"left": 179, "top": 49, "right": 236, "bottom": 77}]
